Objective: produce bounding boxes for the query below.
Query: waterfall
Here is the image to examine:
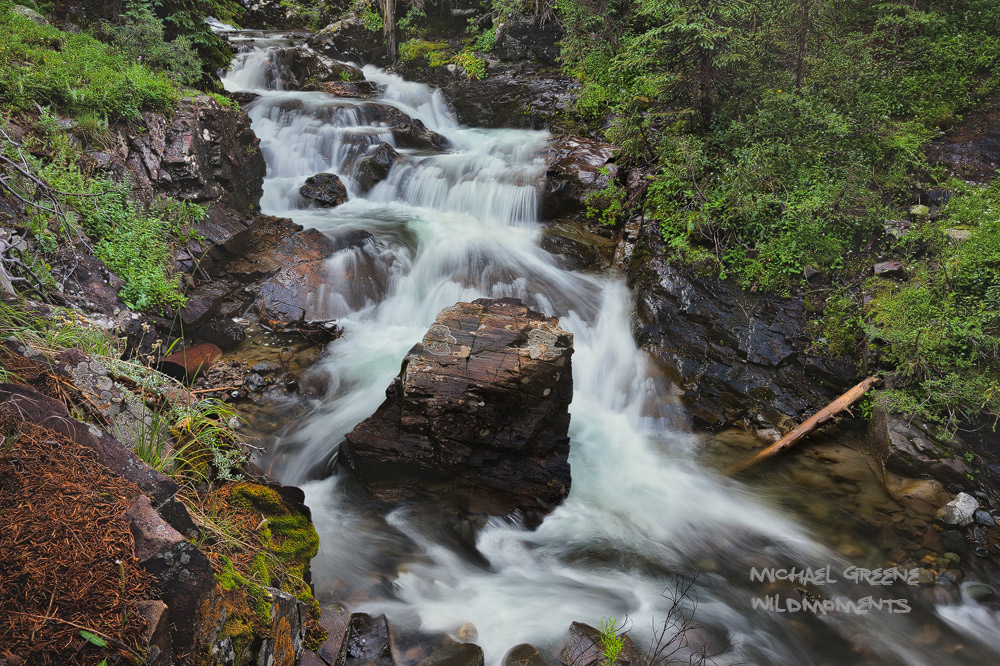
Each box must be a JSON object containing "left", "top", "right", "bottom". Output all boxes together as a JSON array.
[{"left": 219, "top": 32, "right": 1000, "bottom": 666}]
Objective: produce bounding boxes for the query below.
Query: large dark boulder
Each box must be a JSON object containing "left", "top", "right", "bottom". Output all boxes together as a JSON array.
[
  {"left": 300, "top": 172, "right": 350, "bottom": 207},
  {"left": 110, "top": 94, "right": 266, "bottom": 213},
  {"left": 338, "top": 298, "right": 574, "bottom": 524},
  {"left": 308, "top": 16, "right": 391, "bottom": 66},
  {"left": 359, "top": 103, "right": 450, "bottom": 151},
  {"left": 627, "top": 217, "right": 857, "bottom": 430}
]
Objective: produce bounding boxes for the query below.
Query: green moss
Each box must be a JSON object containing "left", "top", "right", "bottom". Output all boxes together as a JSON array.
[
  {"left": 399, "top": 39, "right": 449, "bottom": 65},
  {"left": 226, "top": 483, "right": 320, "bottom": 611},
  {"left": 216, "top": 556, "right": 272, "bottom": 624},
  {"left": 229, "top": 483, "right": 286, "bottom": 514}
]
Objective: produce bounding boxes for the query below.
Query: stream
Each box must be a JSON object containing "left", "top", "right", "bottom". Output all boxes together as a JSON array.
[{"left": 219, "top": 27, "right": 1000, "bottom": 666}]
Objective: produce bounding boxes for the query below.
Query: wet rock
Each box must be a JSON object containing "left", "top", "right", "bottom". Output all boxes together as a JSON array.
[
  {"left": 314, "top": 607, "right": 352, "bottom": 666},
  {"left": 540, "top": 232, "right": 603, "bottom": 271},
  {"left": 419, "top": 644, "right": 485, "bottom": 666},
  {"left": 928, "top": 109, "right": 1000, "bottom": 183},
  {"left": 869, "top": 409, "right": 973, "bottom": 488},
  {"left": 158, "top": 342, "right": 223, "bottom": 381},
  {"left": 503, "top": 644, "right": 552, "bottom": 666},
  {"left": 311, "top": 79, "right": 382, "bottom": 99},
  {"left": 339, "top": 298, "right": 573, "bottom": 524},
  {"left": 561, "top": 622, "right": 645, "bottom": 666},
  {"left": 939, "top": 492, "right": 979, "bottom": 526},
  {"left": 309, "top": 17, "right": 391, "bottom": 66},
  {"left": 974, "top": 509, "right": 996, "bottom": 526},
  {"left": 359, "top": 103, "right": 449, "bottom": 151},
  {"left": 355, "top": 142, "right": 399, "bottom": 192},
  {"left": 629, "top": 230, "right": 857, "bottom": 427},
  {"left": 874, "top": 261, "right": 905, "bottom": 279},
  {"left": 262, "top": 46, "right": 339, "bottom": 90},
  {"left": 965, "top": 583, "right": 996, "bottom": 602},
  {"left": 112, "top": 94, "right": 265, "bottom": 213},
  {"left": 541, "top": 136, "right": 616, "bottom": 223},
  {"left": 344, "top": 613, "right": 396, "bottom": 666},
  {"left": 194, "top": 317, "right": 249, "bottom": 350},
  {"left": 301, "top": 172, "right": 349, "bottom": 207}
]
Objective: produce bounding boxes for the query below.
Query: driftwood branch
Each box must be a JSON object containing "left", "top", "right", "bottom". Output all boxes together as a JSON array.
[{"left": 726, "top": 376, "right": 880, "bottom": 476}]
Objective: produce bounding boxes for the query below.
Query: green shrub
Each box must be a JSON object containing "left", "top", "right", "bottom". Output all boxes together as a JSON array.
[
  {"left": 0, "top": 6, "right": 180, "bottom": 119},
  {"left": 452, "top": 49, "right": 486, "bottom": 80},
  {"left": 867, "top": 180, "right": 1000, "bottom": 427},
  {"left": 361, "top": 1, "right": 382, "bottom": 32},
  {"left": 399, "top": 38, "right": 448, "bottom": 64},
  {"left": 103, "top": 1, "right": 203, "bottom": 87}
]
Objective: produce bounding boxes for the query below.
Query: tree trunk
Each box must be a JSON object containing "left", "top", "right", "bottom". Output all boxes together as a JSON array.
[
  {"left": 795, "top": 0, "right": 811, "bottom": 90},
  {"left": 382, "top": 0, "right": 397, "bottom": 63},
  {"left": 725, "top": 376, "right": 880, "bottom": 476},
  {"left": 698, "top": 47, "right": 712, "bottom": 125}
]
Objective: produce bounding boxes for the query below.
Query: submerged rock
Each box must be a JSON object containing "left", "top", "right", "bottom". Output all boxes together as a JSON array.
[{"left": 338, "top": 298, "right": 574, "bottom": 524}]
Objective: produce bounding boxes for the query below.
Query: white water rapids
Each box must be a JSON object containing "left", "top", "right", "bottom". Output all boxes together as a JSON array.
[{"left": 220, "top": 31, "right": 1000, "bottom": 666}]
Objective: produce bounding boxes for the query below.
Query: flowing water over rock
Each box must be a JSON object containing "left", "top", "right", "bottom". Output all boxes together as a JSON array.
[{"left": 221, "top": 31, "right": 1000, "bottom": 666}]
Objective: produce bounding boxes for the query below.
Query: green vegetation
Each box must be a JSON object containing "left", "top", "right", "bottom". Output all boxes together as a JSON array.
[
  {"left": 362, "top": 0, "right": 383, "bottom": 32},
  {"left": 598, "top": 618, "right": 625, "bottom": 666},
  {"left": 399, "top": 38, "right": 450, "bottom": 66},
  {"left": 0, "top": 5, "right": 180, "bottom": 120},
  {"left": 867, "top": 179, "right": 1000, "bottom": 428},
  {"left": 451, "top": 49, "right": 487, "bottom": 80},
  {"left": 546, "top": 0, "right": 1000, "bottom": 291}
]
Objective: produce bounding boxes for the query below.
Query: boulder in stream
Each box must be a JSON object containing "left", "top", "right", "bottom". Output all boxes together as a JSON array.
[
  {"left": 355, "top": 142, "right": 399, "bottom": 192},
  {"left": 338, "top": 298, "right": 574, "bottom": 524},
  {"left": 300, "top": 172, "right": 349, "bottom": 207}
]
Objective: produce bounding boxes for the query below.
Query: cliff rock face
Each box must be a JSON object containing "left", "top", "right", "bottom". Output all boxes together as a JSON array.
[
  {"left": 339, "top": 298, "right": 574, "bottom": 524},
  {"left": 106, "top": 94, "right": 266, "bottom": 213},
  {"left": 626, "top": 217, "right": 858, "bottom": 431}
]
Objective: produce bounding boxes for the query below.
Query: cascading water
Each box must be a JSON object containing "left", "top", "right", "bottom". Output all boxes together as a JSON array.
[{"left": 220, "top": 32, "right": 1000, "bottom": 666}]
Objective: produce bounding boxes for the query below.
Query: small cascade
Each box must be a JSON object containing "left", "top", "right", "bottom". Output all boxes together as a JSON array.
[{"left": 217, "top": 26, "right": 1000, "bottom": 666}]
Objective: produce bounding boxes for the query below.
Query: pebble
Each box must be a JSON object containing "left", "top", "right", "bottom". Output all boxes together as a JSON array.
[{"left": 973, "top": 509, "right": 995, "bottom": 527}]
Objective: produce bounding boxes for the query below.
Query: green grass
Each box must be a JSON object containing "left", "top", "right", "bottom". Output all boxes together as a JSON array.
[
  {"left": 867, "top": 179, "right": 1000, "bottom": 429},
  {"left": 0, "top": 3, "right": 180, "bottom": 120}
]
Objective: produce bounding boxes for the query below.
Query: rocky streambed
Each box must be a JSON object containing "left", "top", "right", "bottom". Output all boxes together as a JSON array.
[
  {"left": 6, "top": 13, "right": 1000, "bottom": 666},
  {"left": 194, "top": 20, "right": 1000, "bottom": 666}
]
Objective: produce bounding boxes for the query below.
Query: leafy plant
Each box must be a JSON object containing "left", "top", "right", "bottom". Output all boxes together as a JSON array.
[
  {"left": 599, "top": 618, "right": 625, "bottom": 666},
  {"left": 452, "top": 49, "right": 486, "bottom": 80},
  {"left": 362, "top": 1, "right": 383, "bottom": 32}
]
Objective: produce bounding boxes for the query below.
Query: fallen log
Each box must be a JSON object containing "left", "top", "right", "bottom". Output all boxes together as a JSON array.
[{"left": 725, "top": 376, "right": 880, "bottom": 476}]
